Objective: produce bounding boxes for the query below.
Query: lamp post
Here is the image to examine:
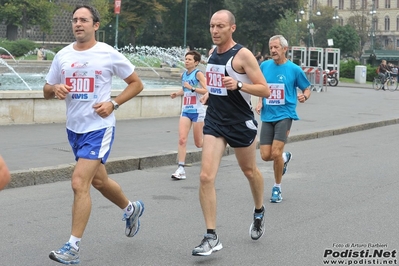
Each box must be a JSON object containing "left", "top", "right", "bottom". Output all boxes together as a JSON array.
[
  {"left": 307, "top": 4, "right": 321, "bottom": 47},
  {"left": 295, "top": 9, "right": 305, "bottom": 46},
  {"left": 369, "top": 0, "right": 377, "bottom": 50},
  {"left": 114, "top": 0, "right": 122, "bottom": 49},
  {"left": 183, "top": 0, "right": 188, "bottom": 49},
  {"left": 332, "top": 6, "right": 339, "bottom": 24}
]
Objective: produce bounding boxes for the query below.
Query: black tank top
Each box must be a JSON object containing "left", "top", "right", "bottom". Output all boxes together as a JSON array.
[{"left": 205, "top": 43, "right": 254, "bottom": 125}]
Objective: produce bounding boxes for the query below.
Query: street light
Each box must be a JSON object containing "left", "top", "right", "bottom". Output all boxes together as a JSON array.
[
  {"left": 295, "top": 9, "right": 305, "bottom": 46},
  {"left": 369, "top": 0, "right": 377, "bottom": 50},
  {"left": 183, "top": 0, "right": 188, "bottom": 49},
  {"left": 307, "top": 4, "right": 321, "bottom": 47},
  {"left": 332, "top": 6, "right": 339, "bottom": 23}
]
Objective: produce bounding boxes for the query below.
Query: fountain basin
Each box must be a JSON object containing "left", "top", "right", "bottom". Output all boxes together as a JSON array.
[
  {"left": 0, "top": 88, "right": 183, "bottom": 125},
  {"left": 0, "top": 60, "right": 182, "bottom": 77}
]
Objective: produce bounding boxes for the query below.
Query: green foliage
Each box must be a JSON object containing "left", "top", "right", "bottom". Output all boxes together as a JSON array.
[
  {"left": 327, "top": 25, "right": 360, "bottom": 55},
  {"left": 275, "top": 10, "right": 306, "bottom": 47},
  {"left": 0, "top": 0, "right": 58, "bottom": 35},
  {"left": 339, "top": 59, "right": 378, "bottom": 82},
  {"left": 232, "top": 0, "right": 298, "bottom": 54},
  {"left": 0, "top": 38, "right": 37, "bottom": 57},
  {"left": 339, "top": 59, "right": 360, "bottom": 78},
  {"left": 365, "top": 65, "right": 379, "bottom": 82}
]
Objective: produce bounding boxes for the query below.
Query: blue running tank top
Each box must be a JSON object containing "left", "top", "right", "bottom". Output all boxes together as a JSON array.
[{"left": 181, "top": 69, "right": 205, "bottom": 114}]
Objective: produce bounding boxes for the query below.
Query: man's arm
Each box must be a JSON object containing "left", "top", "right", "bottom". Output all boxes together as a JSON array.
[
  {"left": 227, "top": 48, "right": 270, "bottom": 98},
  {"left": 92, "top": 71, "right": 144, "bottom": 118},
  {"left": 113, "top": 72, "right": 144, "bottom": 105},
  {"left": 43, "top": 83, "right": 72, "bottom": 100},
  {"left": 0, "top": 155, "right": 11, "bottom": 190}
]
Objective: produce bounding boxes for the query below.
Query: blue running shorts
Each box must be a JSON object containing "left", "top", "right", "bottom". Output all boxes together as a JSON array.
[{"left": 67, "top": 127, "right": 115, "bottom": 164}]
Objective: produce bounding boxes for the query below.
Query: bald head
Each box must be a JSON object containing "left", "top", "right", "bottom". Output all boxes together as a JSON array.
[{"left": 212, "top": 10, "right": 236, "bottom": 25}]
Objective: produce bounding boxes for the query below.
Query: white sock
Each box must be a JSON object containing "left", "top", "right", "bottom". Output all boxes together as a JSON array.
[
  {"left": 68, "top": 235, "right": 81, "bottom": 250},
  {"left": 178, "top": 162, "right": 185, "bottom": 167},
  {"left": 274, "top": 183, "right": 281, "bottom": 190},
  {"left": 282, "top": 152, "right": 287, "bottom": 162},
  {"left": 123, "top": 201, "right": 134, "bottom": 217}
]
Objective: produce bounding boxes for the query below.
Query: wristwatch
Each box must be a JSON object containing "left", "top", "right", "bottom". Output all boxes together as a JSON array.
[
  {"left": 191, "top": 87, "right": 196, "bottom": 92},
  {"left": 111, "top": 100, "right": 119, "bottom": 110},
  {"left": 237, "top": 81, "right": 243, "bottom": 90}
]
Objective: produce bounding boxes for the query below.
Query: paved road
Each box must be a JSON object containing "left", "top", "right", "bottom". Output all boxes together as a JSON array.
[
  {"left": 1, "top": 83, "right": 399, "bottom": 189},
  {"left": 0, "top": 124, "right": 398, "bottom": 266}
]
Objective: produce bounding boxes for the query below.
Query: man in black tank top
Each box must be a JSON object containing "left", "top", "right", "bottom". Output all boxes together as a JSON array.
[{"left": 192, "top": 9, "right": 271, "bottom": 257}]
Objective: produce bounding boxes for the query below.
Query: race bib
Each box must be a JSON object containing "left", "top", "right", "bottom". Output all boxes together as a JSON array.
[
  {"left": 183, "top": 91, "right": 197, "bottom": 109},
  {"left": 266, "top": 83, "right": 285, "bottom": 105},
  {"left": 65, "top": 70, "right": 96, "bottom": 101},
  {"left": 206, "top": 64, "right": 228, "bottom": 96}
]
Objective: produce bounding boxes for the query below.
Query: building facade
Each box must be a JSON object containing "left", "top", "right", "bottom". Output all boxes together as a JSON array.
[{"left": 313, "top": 0, "right": 399, "bottom": 50}]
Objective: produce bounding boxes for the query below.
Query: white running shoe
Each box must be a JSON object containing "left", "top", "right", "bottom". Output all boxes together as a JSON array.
[{"left": 171, "top": 166, "right": 186, "bottom": 180}]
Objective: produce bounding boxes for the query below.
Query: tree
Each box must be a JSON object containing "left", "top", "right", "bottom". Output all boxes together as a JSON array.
[
  {"left": 327, "top": 24, "right": 360, "bottom": 56},
  {"left": 231, "top": 0, "right": 298, "bottom": 55},
  {"left": 310, "top": 6, "right": 337, "bottom": 48},
  {"left": 346, "top": 10, "right": 371, "bottom": 58},
  {"left": 136, "top": 0, "right": 225, "bottom": 49},
  {"left": 0, "top": 0, "right": 58, "bottom": 40},
  {"left": 275, "top": 10, "right": 308, "bottom": 47},
  {"left": 116, "top": 0, "right": 178, "bottom": 48},
  {"left": 186, "top": 0, "right": 225, "bottom": 49}
]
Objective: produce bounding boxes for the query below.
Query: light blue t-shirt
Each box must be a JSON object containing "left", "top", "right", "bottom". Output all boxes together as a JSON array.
[{"left": 260, "top": 59, "right": 310, "bottom": 122}]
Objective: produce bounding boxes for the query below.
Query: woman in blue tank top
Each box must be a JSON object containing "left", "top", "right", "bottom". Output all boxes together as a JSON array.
[{"left": 170, "top": 50, "right": 207, "bottom": 180}]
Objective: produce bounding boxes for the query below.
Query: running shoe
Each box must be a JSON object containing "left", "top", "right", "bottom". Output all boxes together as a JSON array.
[
  {"left": 192, "top": 234, "right": 223, "bottom": 256},
  {"left": 49, "top": 242, "right": 79, "bottom": 265},
  {"left": 282, "top": 152, "right": 292, "bottom": 176},
  {"left": 249, "top": 207, "right": 266, "bottom": 240},
  {"left": 270, "top": 186, "right": 283, "bottom": 203},
  {"left": 123, "top": 200, "right": 145, "bottom": 237},
  {"left": 171, "top": 166, "right": 186, "bottom": 180}
]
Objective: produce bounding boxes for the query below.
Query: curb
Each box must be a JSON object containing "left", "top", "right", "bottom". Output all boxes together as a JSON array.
[{"left": 6, "top": 118, "right": 399, "bottom": 189}]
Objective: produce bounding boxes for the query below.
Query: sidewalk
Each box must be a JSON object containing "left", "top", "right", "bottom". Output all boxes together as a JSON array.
[{"left": 2, "top": 83, "right": 399, "bottom": 189}]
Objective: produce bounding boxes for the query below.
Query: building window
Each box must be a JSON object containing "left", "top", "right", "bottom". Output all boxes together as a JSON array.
[
  {"left": 361, "top": 0, "right": 367, "bottom": 8},
  {"left": 350, "top": 0, "right": 356, "bottom": 9},
  {"left": 397, "top": 16, "right": 399, "bottom": 30},
  {"left": 376, "top": 0, "right": 379, "bottom": 8},
  {"left": 396, "top": 39, "right": 399, "bottom": 48},
  {"left": 339, "top": 0, "right": 344, "bottom": 9},
  {"left": 385, "top": 39, "right": 389, "bottom": 47},
  {"left": 385, "top": 0, "right": 391, "bottom": 8},
  {"left": 327, "top": 0, "right": 332, "bottom": 7},
  {"left": 385, "top": 16, "right": 390, "bottom": 30}
]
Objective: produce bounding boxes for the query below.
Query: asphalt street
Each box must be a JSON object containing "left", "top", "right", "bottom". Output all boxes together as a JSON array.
[
  {"left": 3, "top": 84, "right": 399, "bottom": 189},
  {"left": 1, "top": 124, "right": 398, "bottom": 266}
]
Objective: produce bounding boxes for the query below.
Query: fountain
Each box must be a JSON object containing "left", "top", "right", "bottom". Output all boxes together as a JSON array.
[
  {"left": 0, "top": 46, "right": 205, "bottom": 91},
  {"left": 0, "top": 45, "right": 209, "bottom": 125},
  {"left": 0, "top": 58, "right": 33, "bottom": 90}
]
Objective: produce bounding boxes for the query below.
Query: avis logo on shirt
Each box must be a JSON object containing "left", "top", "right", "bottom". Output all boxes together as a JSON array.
[{"left": 71, "top": 94, "right": 88, "bottom": 99}]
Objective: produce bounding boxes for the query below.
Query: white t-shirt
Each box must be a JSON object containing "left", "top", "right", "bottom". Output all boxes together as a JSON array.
[{"left": 46, "top": 42, "right": 135, "bottom": 133}]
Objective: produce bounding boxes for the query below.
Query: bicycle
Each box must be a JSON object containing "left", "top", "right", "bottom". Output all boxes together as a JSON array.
[{"left": 373, "top": 72, "right": 399, "bottom": 91}]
